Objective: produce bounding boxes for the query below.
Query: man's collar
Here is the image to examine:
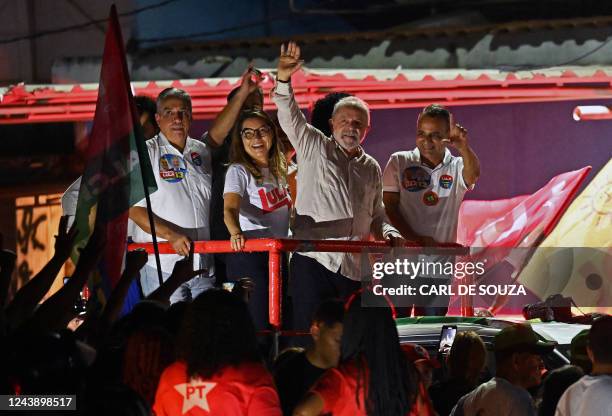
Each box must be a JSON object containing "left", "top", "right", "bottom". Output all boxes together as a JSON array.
[
  {"left": 158, "top": 132, "right": 191, "bottom": 153},
  {"left": 414, "top": 147, "right": 452, "bottom": 168},
  {"left": 333, "top": 137, "right": 364, "bottom": 160}
]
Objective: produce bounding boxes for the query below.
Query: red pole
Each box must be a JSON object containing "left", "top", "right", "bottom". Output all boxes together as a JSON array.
[{"left": 268, "top": 249, "right": 282, "bottom": 329}]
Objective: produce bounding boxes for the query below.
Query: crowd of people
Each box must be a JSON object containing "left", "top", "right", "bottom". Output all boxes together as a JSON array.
[{"left": 0, "top": 41, "right": 609, "bottom": 415}]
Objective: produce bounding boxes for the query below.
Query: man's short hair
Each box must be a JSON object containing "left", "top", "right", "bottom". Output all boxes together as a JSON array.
[
  {"left": 418, "top": 104, "right": 451, "bottom": 131},
  {"left": 311, "top": 299, "right": 344, "bottom": 327},
  {"left": 156, "top": 87, "right": 192, "bottom": 114},
  {"left": 589, "top": 315, "right": 612, "bottom": 364},
  {"left": 331, "top": 96, "right": 370, "bottom": 124},
  {"left": 311, "top": 92, "right": 352, "bottom": 136}
]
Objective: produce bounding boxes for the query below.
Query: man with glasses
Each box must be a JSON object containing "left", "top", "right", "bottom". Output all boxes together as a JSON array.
[
  {"left": 382, "top": 104, "right": 480, "bottom": 315},
  {"left": 129, "top": 87, "right": 214, "bottom": 303}
]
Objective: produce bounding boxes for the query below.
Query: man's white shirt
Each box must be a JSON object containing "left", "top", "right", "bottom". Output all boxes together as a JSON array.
[{"left": 134, "top": 133, "right": 213, "bottom": 276}]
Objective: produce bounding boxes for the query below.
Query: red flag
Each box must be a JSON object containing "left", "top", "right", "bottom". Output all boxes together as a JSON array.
[
  {"left": 450, "top": 167, "right": 591, "bottom": 314},
  {"left": 73, "top": 5, "right": 156, "bottom": 304},
  {"left": 458, "top": 167, "right": 591, "bottom": 249}
]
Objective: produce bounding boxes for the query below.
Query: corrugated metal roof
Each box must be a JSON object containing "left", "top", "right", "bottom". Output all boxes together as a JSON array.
[{"left": 3, "top": 66, "right": 612, "bottom": 124}]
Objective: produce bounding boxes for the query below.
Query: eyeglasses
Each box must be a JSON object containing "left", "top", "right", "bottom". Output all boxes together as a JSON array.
[
  {"left": 160, "top": 109, "right": 191, "bottom": 120},
  {"left": 240, "top": 125, "right": 272, "bottom": 140}
]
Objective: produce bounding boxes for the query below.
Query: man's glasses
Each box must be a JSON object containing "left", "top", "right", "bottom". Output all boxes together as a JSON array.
[{"left": 241, "top": 125, "right": 272, "bottom": 140}]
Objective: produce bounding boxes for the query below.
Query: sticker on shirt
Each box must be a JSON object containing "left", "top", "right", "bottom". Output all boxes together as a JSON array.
[
  {"left": 159, "top": 154, "right": 187, "bottom": 183},
  {"left": 191, "top": 152, "right": 202, "bottom": 166},
  {"left": 423, "top": 190, "right": 439, "bottom": 206},
  {"left": 439, "top": 175, "right": 453, "bottom": 189},
  {"left": 402, "top": 167, "right": 431, "bottom": 192},
  {"left": 258, "top": 187, "right": 292, "bottom": 213}
]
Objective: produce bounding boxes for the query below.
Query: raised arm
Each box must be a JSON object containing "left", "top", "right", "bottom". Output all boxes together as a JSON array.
[
  {"left": 273, "top": 42, "right": 321, "bottom": 154},
  {"left": 207, "top": 66, "right": 263, "bottom": 146},
  {"left": 4, "top": 216, "right": 77, "bottom": 330},
  {"left": 445, "top": 119, "right": 480, "bottom": 188}
]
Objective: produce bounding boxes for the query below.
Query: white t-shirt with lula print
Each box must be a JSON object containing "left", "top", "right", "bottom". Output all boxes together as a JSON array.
[{"left": 223, "top": 163, "right": 291, "bottom": 239}]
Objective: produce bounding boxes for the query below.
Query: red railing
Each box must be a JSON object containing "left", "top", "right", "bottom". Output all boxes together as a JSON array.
[{"left": 128, "top": 239, "right": 470, "bottom": 329}]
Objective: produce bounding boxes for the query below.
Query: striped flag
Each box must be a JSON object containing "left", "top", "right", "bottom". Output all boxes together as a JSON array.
[{"left": 72, "top": 5, "right": 157, "bottom": 307}]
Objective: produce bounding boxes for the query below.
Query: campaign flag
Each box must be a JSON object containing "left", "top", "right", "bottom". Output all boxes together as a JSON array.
[
  {"left": 518, "top": 160, "right": 611, "bottom": 313},
  {"left": 450, "top": 167, "right": 591, "bottom": 313},
  {"left": 72, "top": 5, "right": 157, "bottom": 306}
]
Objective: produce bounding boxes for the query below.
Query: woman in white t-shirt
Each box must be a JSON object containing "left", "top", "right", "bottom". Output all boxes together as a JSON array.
[{"left": 223, "top": 109, "right": 291, "bottom": 330}]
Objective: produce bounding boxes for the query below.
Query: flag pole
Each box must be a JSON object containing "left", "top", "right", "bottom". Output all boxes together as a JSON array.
[{"left": 109, "top": 5, "right": 164, "bottom": 287}]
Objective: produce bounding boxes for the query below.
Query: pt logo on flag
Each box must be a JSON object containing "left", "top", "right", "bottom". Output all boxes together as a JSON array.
[{"left": 174, "top": 380, "right": 217, "bottom": 414}]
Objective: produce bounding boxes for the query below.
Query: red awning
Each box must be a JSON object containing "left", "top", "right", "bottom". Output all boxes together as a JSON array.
[{"left": 2, "top": 68, "right": 612, "bottom": 124}]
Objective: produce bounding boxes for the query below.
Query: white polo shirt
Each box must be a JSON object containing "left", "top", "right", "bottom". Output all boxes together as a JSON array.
[
  {"left": 134, "top": 133, "right": 213, "bottom": 276},
  {"left": 383, "top": 147, "right": 469, "bottom": 244},
  {"left": 223, "top": 163, "right": 291, "bottom": 238}
]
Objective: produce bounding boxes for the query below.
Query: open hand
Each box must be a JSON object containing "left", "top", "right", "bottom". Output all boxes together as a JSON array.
[
  {"left": 277, "top": 42, "right": 303, "bottom": 82},
  {"left": 54, "top": 216, "right": 78, "bottom": 260}
]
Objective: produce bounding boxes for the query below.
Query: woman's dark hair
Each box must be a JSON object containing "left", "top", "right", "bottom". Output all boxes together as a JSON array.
[
  {"left": 230, "top": 109, "right": 287, "bottom": 185},
  {"left": 341, "top": 296, "right": 417, "bottom": 416},
  {"left": 447, "top": 331, "right": 487, "bottom": 385},
  {"left": 178, "top": 289, "right": 260, "bottom": 379},
  {"left": 310, "top": 92, "right": 352, "bottom": 136},
  {"left": 538, "top": 365, "right": 584, "bottom": 416}
]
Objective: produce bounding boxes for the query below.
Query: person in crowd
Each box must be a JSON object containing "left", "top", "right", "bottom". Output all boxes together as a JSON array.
[
  {"left": 569, "top": 328, "right": 592, "bottom": 374},
  {"left": 310, "top": 92, "right": 352, "bottom": 137},
  {"left": 153, "top": 289, "right": 281, "bottom": 415},
  {"left": 555, "top": 316, "right": 612, "bottom": 416},
  {"left": 223, "top": 109, "right": 291, "bottom": 330},
  {"left": 129, "top": 88, "right": 213, "bottom": 303},
  {"left": 61, "top": 95, "right": 159, "bottom": 228},
  {"left": 293, "top": 293, "right": 417, "bottom": 416},
  {"left": 382, "top": 104, "right": 480, "bottom": 316},
  {"left": 122, "top": 325, "right": 175, "bottom": 407},
  {"left": 401, "top": 343, "right": 439, "bottom": 415},
  {"left": 202, "top": 66, "right": 264, "bottom": 284},
  {"left": 274, "top": 299, "right": 344, "bottom": 415},
  {"left": 537, "top": 365, "right": 583, "bottom": 416},
  {"left": 451, "top": 323, "right": 556, "bottom": 416},
  {"left": 429, "top": 331, "right": 487, "bottom": 416},
  {"left": 273, "top": 41, "right": 402, "bottom": 331}
]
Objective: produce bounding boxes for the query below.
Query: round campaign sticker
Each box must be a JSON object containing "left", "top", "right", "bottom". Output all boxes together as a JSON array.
[
  {"left": 191, "top": 152, "right": 202, "bottom": 166},
  {"left": 402, "top": 166, "right": 431, "bottom": 192},
  {"left": 423, "top": 190, "right": 439, "bottom": 206},
  {"left": 439, "top": 174, "right": 453, "bottom": 189},
  {"left": 159, "top": 154, "right": 187, "bottom": 183}
]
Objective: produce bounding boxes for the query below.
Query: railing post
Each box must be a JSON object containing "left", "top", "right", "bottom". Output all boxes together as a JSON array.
[
  {"left": 460, "top": 272, "right": 474, "bottom": 317},
  {"left": 268, "top": 248, "right": 282, "bottom": 357}
]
